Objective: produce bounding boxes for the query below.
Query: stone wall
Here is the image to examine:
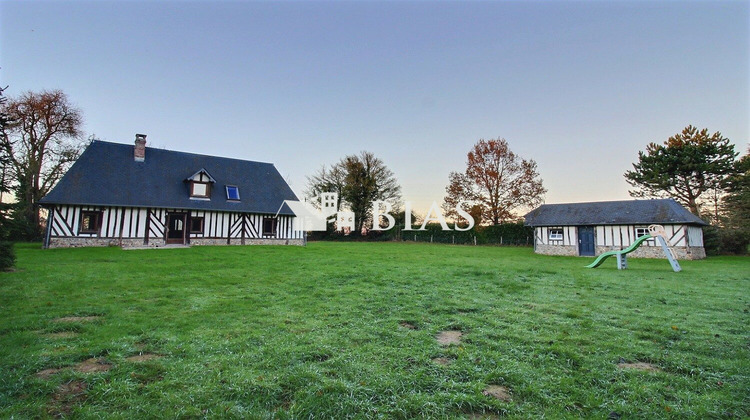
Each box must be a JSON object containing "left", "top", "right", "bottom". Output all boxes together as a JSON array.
[
  {"left": 190, "top": 238, "right": 305, "bottom": 246},
  {"left": 48, "top": 237, "right": 305, "bottom": 248},
  {"left": 684, "top": 246, "right": 706, "bottom": 260},
  {"left": 596, "top": 245, "right": 705, "bottom": 260},
  {"left": 48, "top": 238, "right": 121, "bottom": 248},
  {"left": 48, "top": 238, "right": 168, "bottom": 248},
  {"left": 534, "top": 244, "right": 578, "bottom": 256},
  {"left": 534, "top": 243, "right": 705, "bottom": 260}
]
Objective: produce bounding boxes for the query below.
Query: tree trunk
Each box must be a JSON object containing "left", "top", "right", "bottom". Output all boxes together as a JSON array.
[{"left": 687, "top": 197, "right": 700, "bottom": 217}]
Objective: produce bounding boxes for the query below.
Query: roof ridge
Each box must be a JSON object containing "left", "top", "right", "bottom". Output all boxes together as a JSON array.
[
  {"left": 93, "top": 140, "right": 276, "bottom": 166},
  {"left": 524, "top": 199, "right": 708, "bottom": 226},
  {"left": 540, "top": 198, "right": 674, "bottom": 207}
]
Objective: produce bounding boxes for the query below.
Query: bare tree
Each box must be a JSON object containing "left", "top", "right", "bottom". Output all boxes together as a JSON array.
[
  {"left": 1, "top": 90, "right": 84, "bottom": 234},
  {"left": 0, "top": 85, "right": 10, "bottom": 202}
]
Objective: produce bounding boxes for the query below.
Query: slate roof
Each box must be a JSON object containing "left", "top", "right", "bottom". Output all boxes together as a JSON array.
[
  {"left": 524, "top": 199, "right": 707, "bottom": 227},
  {"left": 40, "top": 140, "right": 298, "bottom": 215}
]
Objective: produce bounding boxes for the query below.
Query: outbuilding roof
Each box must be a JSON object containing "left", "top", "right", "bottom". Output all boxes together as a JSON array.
[
  {"left": 524, "top": 199, "right": 708, "bottom": 227},
  {"left": 40, "top": 140, "right": 298, "bottom": 215}
]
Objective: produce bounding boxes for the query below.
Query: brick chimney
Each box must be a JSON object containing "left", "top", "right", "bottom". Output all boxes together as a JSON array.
[{"left": 134, "top": 134, "right": 147, "bottom": 162}]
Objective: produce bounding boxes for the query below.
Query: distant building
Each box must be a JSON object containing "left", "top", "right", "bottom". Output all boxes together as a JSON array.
[
  {"left": 524, "top": 199, "right": 707, "bottom": 259},
  {"left": 40, "top": 135, "right": 304, "bottom": 248}
]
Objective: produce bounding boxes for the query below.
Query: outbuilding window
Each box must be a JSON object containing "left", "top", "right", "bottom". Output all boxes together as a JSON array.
[
  {"left": 548, "top": 228, "right": 563, "bottom": 241},
  {"left": 635, "top": 227, "right": 649, "bottom": 238},
  {"left": 79, "top": 211, "right": 102, "bottom": 234}
]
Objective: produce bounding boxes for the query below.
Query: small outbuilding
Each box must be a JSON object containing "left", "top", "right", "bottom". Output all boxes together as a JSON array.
[{"left": 524, "top": 199, "right": 708, "bottom": 260}]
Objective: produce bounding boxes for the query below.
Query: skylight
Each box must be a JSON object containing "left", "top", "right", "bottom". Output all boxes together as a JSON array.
[{"left": 226, "top": 185, "right": 240, "bottom": 201}]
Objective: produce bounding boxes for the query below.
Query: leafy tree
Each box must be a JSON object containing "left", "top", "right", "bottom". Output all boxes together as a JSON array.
[
  {"left": 720, "top": 151, "right": 749, "bottom": 252},
  {"left": 306, "top": 151, "right": 401, "bottom": 234},
  {"left": 393, "top": 209, "right": 421, "bottom": 227},
  {"left": 723, "top": 151, "right": 749, "bottom": 224},
  {"left": 304, "top": 163, "right": 347, "bottom": 213},
  {"left": 624, "top": 125, "right": 738, "bottom": 216},
  {"left": 443, "top": 138, "right": 546, "bottom": 225},
  {"left": 0, "top": 90, "right": 84, "bottom": 238}
]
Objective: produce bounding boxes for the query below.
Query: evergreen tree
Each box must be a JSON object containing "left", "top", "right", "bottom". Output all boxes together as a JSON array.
[{"left": 624, "top": 125, "right": 738, "bottom": 216}]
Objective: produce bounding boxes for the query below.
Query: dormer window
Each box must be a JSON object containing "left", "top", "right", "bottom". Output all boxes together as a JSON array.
[
  {"left": 186, "top": 168, "right": 216, "bottom": 200},
  {"left": 191, "top": 182, "right": 211, "bottom": 198},
  {"left": 226, "top": 185, "right": 240, "bottom": 201}
]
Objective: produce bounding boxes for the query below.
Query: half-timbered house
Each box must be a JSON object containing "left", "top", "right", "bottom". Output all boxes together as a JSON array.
[
  {"left": 40, "top": 135, "right": 304, "bottom": 248},
  {"left": 524, "top": 199, "right": 708, "bottom": 259}
]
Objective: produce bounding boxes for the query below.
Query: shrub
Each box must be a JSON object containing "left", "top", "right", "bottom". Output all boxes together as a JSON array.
[
  {"left": 718, "top": 229, "right": 750, "bottom": 255},
  {"left": 703, "top": 226, "right": 720, "bottom": 256},
  {"left": 0, "top": 242, "right": 16, "bottom": 271},
  {"left": 703, "top": 225, "right": 749, "bottom": 255}
]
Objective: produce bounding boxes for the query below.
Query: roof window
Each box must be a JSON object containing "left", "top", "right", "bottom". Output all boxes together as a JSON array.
[{"left": 226, "top": 185, "right": 240, "bottom": 201}]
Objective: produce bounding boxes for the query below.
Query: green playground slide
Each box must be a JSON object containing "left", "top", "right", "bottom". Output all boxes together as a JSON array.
[{"left": 585, "top": 234, "right": 653, "bottom": 268}]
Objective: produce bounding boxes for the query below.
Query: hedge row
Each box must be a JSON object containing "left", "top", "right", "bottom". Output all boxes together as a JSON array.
[
  {"left": 0, "top": 242, "right": 16, "bottom": 271},
  {"left": 309, "top": 222, "right": 533, "bottom": 246}
]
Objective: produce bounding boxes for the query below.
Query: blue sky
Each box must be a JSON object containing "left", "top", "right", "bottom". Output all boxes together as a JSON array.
[{"left": 2, "top": 0, "right": 748, "bottom": 215}]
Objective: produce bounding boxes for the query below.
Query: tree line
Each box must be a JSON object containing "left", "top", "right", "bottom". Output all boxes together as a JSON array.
[
  {"left": 306, "top": 127, "right": 746, "bottom": 253},
  {"left": 0, "top": 87, "right": 747, "bottom": 254}
]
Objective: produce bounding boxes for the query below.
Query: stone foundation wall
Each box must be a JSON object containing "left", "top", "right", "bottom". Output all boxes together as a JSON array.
[
  {"left": 190, "top": 238, "right": 305, "bottom": 246},
  {"left": 534, "top": 244, "right": 578, "bottom": 256},
  {"left": 596, "top": 245, "right": 705, "bottom": 260},
  {"left": 48, "top": 237, "right": 121, "bottom": 248},
  {"left": 685, "top": 246, "right": 706, "bottom": 260},
  {"left": 48, "top": 237, "right": 305, "bottom": 248},
  {"left": 534, "top": 243, "right": 705, "bottom": 260},
  {"left": 127, "top": 239, "right": 166, "bottom": 248},
  {"left": 48, "top": 238, "right": 168, "bottom": 249}
]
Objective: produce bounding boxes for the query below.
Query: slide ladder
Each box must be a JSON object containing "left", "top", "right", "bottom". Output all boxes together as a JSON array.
[{"left": 585, "top": 224, "right": 681, "bottom": 272}]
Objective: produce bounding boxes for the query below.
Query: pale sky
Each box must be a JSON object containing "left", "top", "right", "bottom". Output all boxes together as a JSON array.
[{"left": 2, "top": 0, "right": 748, "bottom": 215}]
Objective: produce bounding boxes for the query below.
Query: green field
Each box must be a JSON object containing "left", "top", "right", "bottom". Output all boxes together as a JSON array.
[{"left": 1, "top": 242, "right": 748, "bottom": 419}]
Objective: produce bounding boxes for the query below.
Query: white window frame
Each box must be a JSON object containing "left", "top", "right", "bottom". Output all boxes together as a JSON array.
[
  {"left": 548, "top": 228, "right": 564, "bottom": 241},
  {"left": 635, "top": 227, "right": 649, "bottom": 238},
  {"left": 190, "top": 181, "right": 210, "bottom": 198}
]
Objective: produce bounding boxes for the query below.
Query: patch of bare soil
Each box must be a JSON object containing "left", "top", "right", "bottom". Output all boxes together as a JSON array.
[
  {"left": 399, "top": 322, "right": 417, "bottom": 330},
  {"left": 125, "top": 353, "right": 162, "bottom": 362},
  {"left": 74, "top": 358, "right": 112, "bottom": 373},
  {"left": 45, "top": 332, "right": 79, "bottom": 339},
  {"left": 48, "top": 380, "right": 87, "bottom": 417},
  {"left": 35, "top": 368, "right": 62, "bottom": 379},
  {"left": 52, "top": 316, "right": 100, "bottom": 323},
  {"left": 617, "top": 362, "right": 661, "bottom": 372},
  {"left": 436, "top": 330, "right": 463, "bottom": 346},
  {"left": 432, "top": 357, "right": 453, "bottom": 366},
  {"left": 483, "top": 385, "right": 512, "bottom": 402}
]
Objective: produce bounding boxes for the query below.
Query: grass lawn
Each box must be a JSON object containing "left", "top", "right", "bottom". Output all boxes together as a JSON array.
[{"left": 1, "top": 242, "right": 748, "bottom": 419}]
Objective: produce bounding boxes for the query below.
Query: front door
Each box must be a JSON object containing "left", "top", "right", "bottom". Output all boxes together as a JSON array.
[
  {"left": 578, "top": 226, "right": 595, "bottom": 256},
  {"left": 166, "top": 213, "right": 186, "bottom": 244}
]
